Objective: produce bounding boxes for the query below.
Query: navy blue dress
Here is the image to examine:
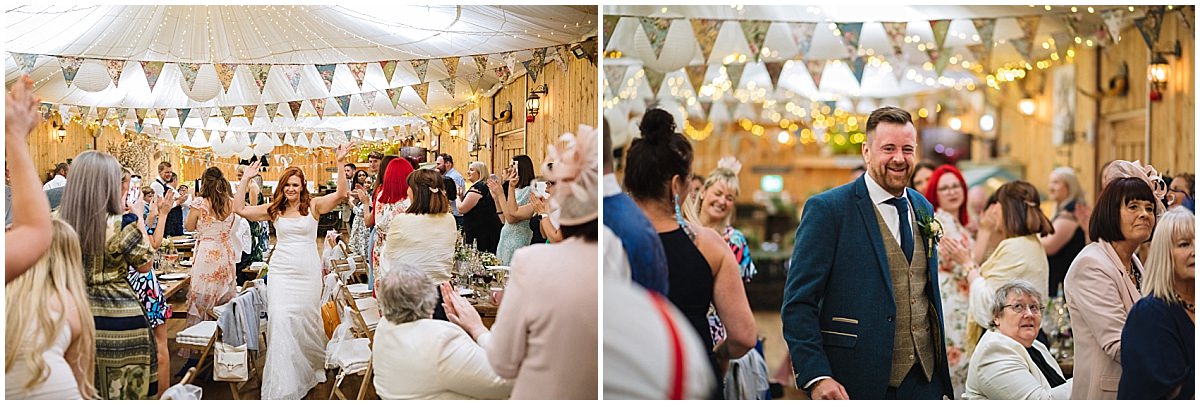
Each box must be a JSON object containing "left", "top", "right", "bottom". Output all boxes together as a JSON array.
[{"left": 1118, "top": 295, "right": 1195, "bottom": 400}]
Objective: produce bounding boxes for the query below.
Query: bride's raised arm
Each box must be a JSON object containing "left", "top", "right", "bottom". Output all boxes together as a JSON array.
[
  {"left": 312, "top": 143, "right": 352, "bottom": 216},
  {"left": 236, "top": 160, "right": 272, "bottom": 222}
]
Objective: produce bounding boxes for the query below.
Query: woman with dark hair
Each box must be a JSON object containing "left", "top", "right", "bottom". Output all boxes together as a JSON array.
[
  {"left": 364, "top": 155, "right": 398, "bottom": 284},
  {"left": 1064, "top": 160, "right": 1164, "bottom": 400},
  {"left": 382, "top": 168, "right": 458, "bottom": 319},
  {"left": 490, "top": 155, "right": 536, "bottom": 265},
  {"left": 943, "top": 180, "right": 1053, "bottom": 356},
  {"left": 623, "top": 109, "right": 756, "bottom": 396},
  {"left": 58, "top": 151, "right": 157, "bottom": 399},
  {"left": 365, "top": 158, "right": 414, "bottom": 281},
  {"left": 921, "top": 164, "right": 973, "bottom": 396},
  {"left": 347, "top": 169, "right": 371, "bottom": 256},
  {"left": 182, "top": 167, "right": 242, "bottom": 349},
  {"left": 457, "top": 161, "right": 502, "bottom": 253},
  {"left": 235, "top": 144, "right": 350, "bottom": 400},
  {"left": 909, "top": 161, "right": 938, "bottom": 195}
]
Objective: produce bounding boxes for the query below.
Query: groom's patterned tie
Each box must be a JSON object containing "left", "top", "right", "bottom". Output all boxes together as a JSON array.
[{"left": 887, "top": 197, "right": 913, "bottom": 262}]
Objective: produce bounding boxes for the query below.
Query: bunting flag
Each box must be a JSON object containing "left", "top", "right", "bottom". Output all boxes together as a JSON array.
[
  {"left": 644, "top": 68, "right": 666, "bottom": 97},
  {"left": 1134, "top": 6, "right": 1166, "bottom": 50},
  {"left": 248, "top": 64, "right": 271, "bottom": 94},
  {"left": 881, "top": 22, "right": 908, "bottom": 57},
  {"left": 379, "top": 60, "right": 398, "bottom": 85},
  {"left": 701, "top": 100, "right": 715, "bottom": 120},
  {"left": 805, "top": 59, "right": 825, "bottom": 88},
  {"left": 847, "top": 57, "right": 867, "bottom": 86},
  {"left": 335, "top": 95, "right": 352, "bottom": 115},
  {"left": 196, "top": 106, "right": 210, "bottom": 127},
  {"left": 929, "top": 19, "right": 952, "bottom": 51},
  {"left": 135, "top": 108, "right": 147, "bottom": 124},
  {"left": 347, "top": 62, "right": 368, "bottom": 90},
  {"left": 723, "top": 100, "right": 739, "bottom": 121},
  {"left": 439, "top": 77, "right": 456, "bottom": 96},
  {"left": 972, "top": 18, "right": 997, "bottom": 51},
  {"left": 216, "top": 63, "right": 238, "bottom": 93},
  {"left": 315, "top": 64, "right": 338, "bottom": 92},
  {"left": 249, "top": 132, "right": 258, "bottom": 145},
  {"left": 725, "top": 63, "right": 746, "bottom": 90},
  {"left": 927, "top": 46, "right": 952, "bottom": 76},
  {"left": 1102, "top": 9, "right": 1127, "bottom": 44},
  {"left": 113, "top": 107, "right": 128, "bottom": 122},
  {"left": 411, "top": 59, "right": 429, "bottom": 83},
  {"left": 684, "top": 65, "right": 707, "bottom": 96},
  {"left": 1015, "top": 16, "right": 1041, "bottom": 44},
  {"left": 836, "top": 22, "right": 865, "bottom": 56},
  {"left": 311, "top": 98, "right": 327, "bottom": 118},
  {"left": 469, "top": 71, "right": 484, "bottom": 92},
  {"left": 177, "top": 108, "right": 191, "bottom": 125},
  {"left": 279, "top": 64, "right": 302, "bottom": 93},
  {"left": 494, "top": 65, "right": 512, "bottom": 83},
  {"left": 362, "top": 91, "right": 377, "bottom": 108},
  {"left": 967, "top": 44, "right": 991, "bottom": 71},
  {"left": 243, "top": 105, "right": 258, "bottom": 125},
  {"left": 344, "top": 130, "right": 355, "bottom": 142},
  {"left": 386, "top": 87, "right": 402, "bottom": 109},
  {"left": 604, "top": 64, "right": 627, "bottom": 94},
  {"left": 1009, "top": 37, "right": 1034, "bottom": 62},
  {"left": 266, "top": 103, "right": 281, "bottom": 122},
  {"left": 764, "top": 61, "right": 786, "bottom": 89},
  {"left": 286, "top": 100, "right": 302, "bottom": 119},
  {"left": 441, "top": 56, "right": 460, "bottom": 79},
  {"left": 530, "top": 47, "right": 547, "bottom": 82},
  {"left": 58, "top": 56, "right": 82, "bottom": 87},
  {"left": 220, "top": 106, "right": 235, "bottom": 124},
  {"left": 411, "top": 82, "right": 430, "bottom": 106},
  {"left": 1180, "top": 6, "right": 1194, "bottom": 30},
  {"left": 1052, "top": 32, "right": 1073, "bottom": 60},
  {"left": 105, "top": 59, "right": 126, "bottom": 87},
  {"left": 1060, "top": 14, "right": 1082, "bottom": 39},
  {"left": 690, "top": 19, "right": 723, "bottom": 63},
  {"left": 11, "top": 53, "right": 38, "bottom": 73},
  {"left": 787, "top": 22, "right": 817, "bottom": 58},
  {"left": 741, "top": 20, "right": 772, "bottom": 60},
  {"left": 179, "top": 63, "right": 201, "bottom": 91},
  {"left": 890, "top": 59, "right": 907, "bottom": 84},
  {"left": 552, "top": 46, "right": 571, "bottom": 72},
  {"left": 502, "top": 52, "right": 518, "bottom": 74},
  {"left": 472, "top": 55, "right": 489, "bottom": 74},
  {"left": 603, "top": 15, "right": 621, "bottom": 49},
  {"left": 95, "top": 107, "right": 110, "bottom": 122},
  {"left": 153, "top": 108, "right": 167, "bottom": 123}
]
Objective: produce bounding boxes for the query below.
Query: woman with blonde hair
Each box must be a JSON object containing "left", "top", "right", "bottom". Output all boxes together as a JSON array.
[
  {"left": 5, "top": 219, "right": 97, "bottom": 399},
  {"left": 1042, "top": 167, "right": 1089, "bottom": 297},
  {"left": 458, "top": 161, "right": 503, "bottom": 253},
  {"left": 1118, "top": 207, "right": 1194, "bottom": 399}
]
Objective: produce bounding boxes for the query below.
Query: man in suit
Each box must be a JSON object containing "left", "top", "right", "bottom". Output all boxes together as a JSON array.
[{"left": 782, "top": 106, "right": 951, "bottom": 400}]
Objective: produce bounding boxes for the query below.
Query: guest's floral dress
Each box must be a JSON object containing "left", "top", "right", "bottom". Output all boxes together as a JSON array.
[
  {"left": 349, "top": 198, "right": 370, "bottom": 256},
  {"left": 180, "top": 197, "right": 237, "bottom": 356},
  {"left": 707, "top": 226, "right": 757, "bottom": 344},
  {"left": 370, "top": 199, "right": 409, "bottom": 281},
  {"left": 935, "top": 208, "right": 973, "bottom": 399}
]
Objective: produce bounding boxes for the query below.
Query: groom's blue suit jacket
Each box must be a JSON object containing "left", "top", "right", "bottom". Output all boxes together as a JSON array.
[{"left": 781, "top": 175, "right": 952, "bottom": 399}]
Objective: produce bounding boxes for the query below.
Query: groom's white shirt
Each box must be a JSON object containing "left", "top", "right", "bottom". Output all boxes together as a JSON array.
[{"left": 863, "top": 171, "right": 913, "bottom": 245}]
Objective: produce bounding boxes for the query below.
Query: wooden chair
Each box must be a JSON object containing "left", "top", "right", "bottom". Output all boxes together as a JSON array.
[{"left": 326, "top": 279, "right": 377, "bottom": 399}]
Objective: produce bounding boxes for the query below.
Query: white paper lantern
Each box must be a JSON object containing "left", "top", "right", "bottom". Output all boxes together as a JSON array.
[
  {"left": 238, "top": 148, "right": 256, "bottom": 160},
  {"left": 253, "top": 138, "right": 275, "bottom": 155},
  {"left": 73, "top": 62, "right": 112, "bottom": 92},
  {"left": 633, "top": 19, "right": 698, "bottom": 74},
  {"left": 182, "top": 65, "right": 220, "bottom": 102}
]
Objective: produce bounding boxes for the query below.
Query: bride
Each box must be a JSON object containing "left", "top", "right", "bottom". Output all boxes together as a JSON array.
[{"left": 235, "top": 143, "right": 350, "bottom": 400}]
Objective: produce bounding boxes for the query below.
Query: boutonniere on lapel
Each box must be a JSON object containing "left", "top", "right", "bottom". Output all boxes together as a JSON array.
[{"left": 916, "top": 208, "right": 943, "bottom": 257}]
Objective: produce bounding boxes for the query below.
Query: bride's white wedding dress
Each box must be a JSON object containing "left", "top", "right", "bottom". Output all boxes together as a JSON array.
[{"left": 261, "top": 214, "right": 327, "bottom": 400}]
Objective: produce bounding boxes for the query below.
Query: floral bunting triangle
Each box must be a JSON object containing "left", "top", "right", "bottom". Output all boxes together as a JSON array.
[
  {"left": 140, "top": 61, "right": 165, "bottom": 92},
  {"left": 1015, "top": 16, "right": 1041, "bottom": 44},
  {"left": 58, "top": 56, "right": 82, "bottom": 87},
  {"left": 243, "top": 105, "right": 258, "bottom": 125},
  {"left": 604, "top": 64, "right": 628, "bottom": 94},
  {"left": 288, "top": 101, "right": 303, "bottom": 119},
  {"left": 929, "top": 19, "right": 952, "bottom": 51},
  {"left": 196, "top": 106, "right": 210, "bottom": 127},
  {"left": 335, "top": 95, "right": 352, "bottom": 116},
  {"left": 805, "top": 59, "right": 826, "bottom": 88},
  {"left": 502, "top": 52, "right": 518, "bottom": 74},
  {"left": 972, "top": 18, "right": 997, "bottom": 51},
  {"left": 643, "top": 68, "right": 666, "bottom": 97},
  {"left": 154, "top": 108, "right": 167, "bottom": 123},
  {"left": 847, "top": 57, "right": 867, "bottom": 86},
  {"left": 315, "top": 64, "right": 338, "bottom": 92},
  {"left": 216, "top": 63, "right": 238, "bottom": 93},
  {"left": 179, "top": 63, "right": 201, "bottom": 92},
  {"left": 890, "top": 59, "right": 907, "bottom": 84},
  {"left": 552, "top": 45, "right": 571, "bottom": 73},
  {"left": 529, "top": 48, "right": 547, "bottom": 82},
  {"left": 280, "top": 64, "right": 303, "bottom": 93},
  {"left": 764, "top": 61, "right": 785, "bottom": 90},
  {"left": 603, "top": 15, "right": 621, "bottom": 49},
  {"left": 96, "top": 107, "right": 110, "bottom": 123},
  {"left": 1102, "top": 9, "right": 1127, "bottom": 44},
  {"left": 266, "top": 103, "right": 281, "bottom": 122},
  {"left": 472, "top": 55, "right": 489, "bottom": 74},
  {"left": 411, "top": 82, "right": 430, "bottom": 106},
  {"left": 725, "top": 63, "right": 746, "bottom": 90},
  {"left": 11, "top": 53, "right": 38, "bottom": 73},
  {"left": 220, "top": 106, "right": 235, "bottom": 124},
  {"left": 441, "top": 56, "right": 460, "bottom": 79},
  {"left": 741, "top": 20, "right": 772, "bottom": 60},
  {"left": 787, "top": 22, "right": 817, "bottom": 58},
  {"left": 835, "top": 22, "right": 864, "bottom": 56},
  {"left": 1134, "top": 6, "right": 1166, "bottom": 50},
  {"left": 362, "top": 91, "right": 377, "bottom": 108},
  {"left": 684, "top": 65, "right": 707, "bottom": 97},
  {"left": 494, "top": 65, "right": 512, "bottom": 83},
  {"left": 105, "top": 59, "right": 126, "bottom": 88},
  {"left": 386, "top": 87, "right": 402, "bottom": 109},
  {"left": 177, "top": 108, "right": 191, "bottom": 125},
  {"left": 311, "top": 98, "right": 327, "bottom": 118},
  {"left": 967, "top": 44, "right": 991, "bottom": 71},
  {"left": 1008, "top": 37, "right": 1034, "bottom": 62},
  {"left": 690, "top": 19, "right": 723, "bottom": 63},
  {"left": 1052, "top": 32, "right": 1073, "bottom": 60},
  {"left": 927, "top": 46, "right": 952, "bottom": 75},
  {"left": 347, "top": 62, "right": 368, "bottom": 90},
  {"left": 169, "top": 127, "right": 179, "bottom": 140},
  {"left": 881, "top": 22, "right": 908, "bottom": 57},
  {"left": 439, "top": 78, "right": 456, "bottom": 97},
  {"left": 248, "top": 64, "right": 271, "bottom": 95},
  {"left": 113, "top": 107, "right": 128, "bottom": 123},
  {"left": 379, "top": 60, "right": 398, "bottom": 85},
  {"left": 411, "top": 59, "right": 429, "bottom": 83}
]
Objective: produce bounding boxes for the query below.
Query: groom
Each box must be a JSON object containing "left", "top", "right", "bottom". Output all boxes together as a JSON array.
[{"left": 782, "top": 107, "right": 951, "bottom": 400}]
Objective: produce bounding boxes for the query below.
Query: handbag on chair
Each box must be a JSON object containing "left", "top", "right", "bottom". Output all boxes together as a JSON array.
[{"left": 213, "top": 342, "right": 249, "bottom": 382}]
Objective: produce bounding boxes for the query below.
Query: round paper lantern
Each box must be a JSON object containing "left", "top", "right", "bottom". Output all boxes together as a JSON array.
[
  {"left": 182, "top": 65, "right": 220, "bottom": 102},
  {"left": 72, "top": 62, "right": 112, "bottom": 92},
  {"left": 238, "top": 148, "right": 256, "bottom": 160},
  {"left": 633, "top": 19, "right": 698, "bottom": 74},
  {"left": 253, "top": 138, "right": 275, "bottom": 155}
]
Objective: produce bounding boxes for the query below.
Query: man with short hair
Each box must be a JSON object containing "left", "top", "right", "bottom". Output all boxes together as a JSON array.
[
  {"left": 342, "top": 163, "right": 357, "bottom": 231},
  {"left": 42, "top": 162, "right": 68, "bottom": 190},
  {"left": 150, "top": 161, "right": 174, "bottom": 198},
  {"left": 368, "top": 151, "right": 384, "bottom": 176},
  {"left": 783, "top": 107, "right": 951, "bottom": 400},
  {"left": 162, "top": 171, "right": 186, "bottom": 236},
  {"left": 436, "top": 153, "right": 466, "bottom": 222}
]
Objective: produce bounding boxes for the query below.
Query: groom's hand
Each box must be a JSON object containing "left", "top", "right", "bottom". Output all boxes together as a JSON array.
[{"left": 810, "top": 378, "right": 849, "bottom": 400}]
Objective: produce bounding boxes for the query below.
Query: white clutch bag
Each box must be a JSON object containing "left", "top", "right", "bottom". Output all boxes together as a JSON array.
[{"left": 213, "top": 343, "right": 249, "bottom": 382}]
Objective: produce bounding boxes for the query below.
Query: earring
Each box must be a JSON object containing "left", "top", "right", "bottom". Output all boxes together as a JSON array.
[{"left": 675, "top": 193, "right": 696, "bottom": 240}]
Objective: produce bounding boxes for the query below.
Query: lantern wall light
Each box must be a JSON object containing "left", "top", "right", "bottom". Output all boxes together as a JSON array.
[
  {"left": 1149, "top": 40, "right": 1181, "bottom": 102},
  {"left": 526, "top": 84, "right": 549, "bottom": 122}
]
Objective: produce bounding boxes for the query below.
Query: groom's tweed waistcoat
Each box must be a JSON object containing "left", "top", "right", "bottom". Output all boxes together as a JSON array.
[{"left": 872, "top": 206, "right": 938, "bottom": 387}]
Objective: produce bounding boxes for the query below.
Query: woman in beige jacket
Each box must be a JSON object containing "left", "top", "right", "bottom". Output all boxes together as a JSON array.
[{"left": 1064, "top": 164, "right": 1163, "bottom": 399}]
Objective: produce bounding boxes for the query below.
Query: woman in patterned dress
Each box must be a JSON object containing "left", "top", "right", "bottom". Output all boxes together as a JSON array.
[
  {"left": 181, "top": 167, "right": 242, "bottom": 357},
  {"left": 921, "top": 164, "right": 975, "bottom": 398},
  {"left": 365, "top": 158, "right": 413, "bottom": 281},
  {"left": 58, "top": 151, "right": 158, "bottom": 399},
  {"left": 348, "top": 169, "right": 371, "bottom": 255},
  {"left": 119, "top": 167, "right": 175, "bottom": 396}
]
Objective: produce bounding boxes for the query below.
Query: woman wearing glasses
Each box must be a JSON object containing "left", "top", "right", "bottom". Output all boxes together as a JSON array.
[
  {"left": 963, "top": 280, "right": 1072, "bottom": 399},
  {"left": 920, "top": 164, "right": 974, "bottom": 398}
]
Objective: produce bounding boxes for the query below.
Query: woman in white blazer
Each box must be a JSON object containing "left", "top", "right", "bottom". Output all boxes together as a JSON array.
[
  {"left": 964, "top": 280, "right": 1072, "bottom": 400},
  {"left": 371, "top": 266, "right": 512, "bottom": 400}
]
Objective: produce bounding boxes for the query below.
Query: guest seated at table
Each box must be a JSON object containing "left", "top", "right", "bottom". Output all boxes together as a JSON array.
[
  {"left": 964, "top": 280, "right": 1072, "bottom": 400},
  {"left": 372, "top": 267, "right": 512, "bottom": 400}
]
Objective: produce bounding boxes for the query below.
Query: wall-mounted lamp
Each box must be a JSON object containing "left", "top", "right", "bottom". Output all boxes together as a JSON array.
[
  {"left": 1018, "top": 96, "right": 1036, "bottom": 116},
  {"left": 1149, "top": 40, "right": 1181, "bottom": 102},
  {"left": 52, "top": 121, "right": 67, "bottom": 142},
  {"left": 526, "top": 84, "right": 548, "bottom": 122}
]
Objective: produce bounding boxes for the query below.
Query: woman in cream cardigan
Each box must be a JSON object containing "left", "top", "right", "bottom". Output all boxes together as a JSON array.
[
  {"left": 963, "top": 280, "right": 1072, "bottom": 399},
  {"left": 382, "top": 168, "right": 459, "bottom": 319}
]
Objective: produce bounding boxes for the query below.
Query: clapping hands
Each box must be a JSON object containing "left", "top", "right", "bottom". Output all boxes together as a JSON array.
[{"left": 439, "top": 282, "right": 487, "bottom": 339}]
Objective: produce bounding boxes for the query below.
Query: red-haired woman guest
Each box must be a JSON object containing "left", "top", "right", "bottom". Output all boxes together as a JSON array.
[{"left": 921, "top": 164, "right": 973, "bottom": 398}]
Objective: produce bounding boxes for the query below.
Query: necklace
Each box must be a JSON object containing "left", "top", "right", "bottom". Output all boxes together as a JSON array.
[{"left": 1174, "top": 292, "right": 1196, "bottom": 312}]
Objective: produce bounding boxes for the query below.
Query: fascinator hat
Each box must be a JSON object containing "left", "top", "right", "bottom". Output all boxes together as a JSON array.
[
  {"left": 544, "top": 124, "right": 599, "bottom": 227},
  {"left": 1103, "top": 160, "right": 1167, "bottom": 215}
]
